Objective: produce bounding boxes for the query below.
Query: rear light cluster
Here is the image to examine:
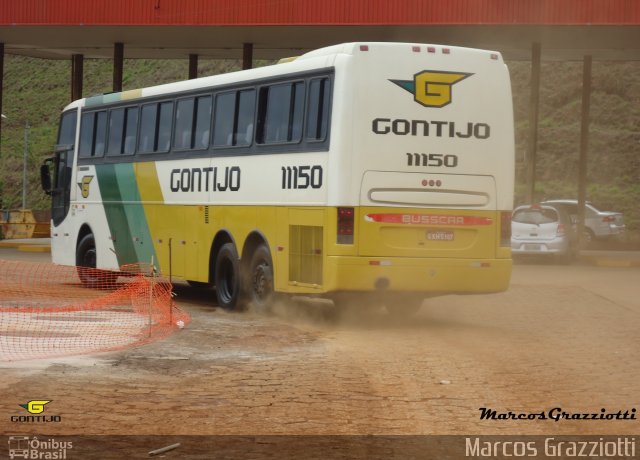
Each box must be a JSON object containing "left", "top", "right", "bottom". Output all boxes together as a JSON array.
[
  {"left": 556, "top": 224, "right": 566, "bottom": 236},
  {"left": 602, "top": 216, "right": 616, "bottom": 223},
  {"left": 500, "top": 211, "right": 512, "bottom": 246},
  {"left": 337, "top": 207, "right": 354, "bottom": 244}
]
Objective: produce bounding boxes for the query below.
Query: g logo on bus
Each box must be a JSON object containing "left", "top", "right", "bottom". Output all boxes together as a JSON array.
[
  {"left": 390, "top": 70, "right": 472, "bottom": 108},
  {"left": 78, "top": 175, "right": 94, "bottom": 198}
]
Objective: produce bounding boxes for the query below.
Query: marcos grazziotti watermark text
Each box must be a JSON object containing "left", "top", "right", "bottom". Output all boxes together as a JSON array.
[{"left": 479, "top": 407, "right": 637, "bottom": 422}]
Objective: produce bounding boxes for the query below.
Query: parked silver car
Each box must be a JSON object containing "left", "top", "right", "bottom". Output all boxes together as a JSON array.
[
  {"left": 541, "top": 199, "right": 626, "bottom": 244},
  {"left": 511, "top": 204, "right": 578, "bottom": 263}
]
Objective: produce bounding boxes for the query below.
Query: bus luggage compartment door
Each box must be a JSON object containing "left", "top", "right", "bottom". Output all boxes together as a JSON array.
[{"left": 358, "top": 171, "right": 498, "bottom": 259}]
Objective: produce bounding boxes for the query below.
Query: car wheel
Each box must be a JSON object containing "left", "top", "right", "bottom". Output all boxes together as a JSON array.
[{"left": 581, "top": 228, "right": 595, "bottom": 248}]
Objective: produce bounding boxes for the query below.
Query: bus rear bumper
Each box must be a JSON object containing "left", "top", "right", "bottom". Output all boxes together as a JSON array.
[{"left": 323, "top": 256, "right": 512, "bottom": 294}]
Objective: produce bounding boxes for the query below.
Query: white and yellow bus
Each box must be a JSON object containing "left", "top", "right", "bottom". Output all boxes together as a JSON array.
[{"left": 42, "top": 42, "right": 514, "bottom": 315}]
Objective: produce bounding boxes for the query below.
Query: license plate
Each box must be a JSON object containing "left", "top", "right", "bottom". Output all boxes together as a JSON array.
[
  {"left": 524, "top": 243, "right": 541, "bottom": 250},
  {"left": 427, "top": 230, "right": 455, "bottom": 241}
]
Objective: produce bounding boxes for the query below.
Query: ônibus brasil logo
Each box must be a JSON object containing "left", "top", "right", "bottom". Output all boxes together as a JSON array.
[
  {"left": 8, "top": 436, "right": 73, "bottom": 459},
  {"left": 11, "top": 400, "right": 61, "bottom": 423},
  {"left": 390, "top": 70, "right": 472, "bottom": 108}
]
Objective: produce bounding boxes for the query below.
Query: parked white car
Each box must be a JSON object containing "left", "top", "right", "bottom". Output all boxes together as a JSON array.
[
  {"left": 511, "top": 204, "right": 578, "bottom": 263},
  {"left": 541, "top": 199, "right": 626, "bottom": 243}
]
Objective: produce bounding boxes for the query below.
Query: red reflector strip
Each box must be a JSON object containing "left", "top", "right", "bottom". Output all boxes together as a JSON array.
[{"left": 365, "top": 213, "right": 493, "bottom": 226}]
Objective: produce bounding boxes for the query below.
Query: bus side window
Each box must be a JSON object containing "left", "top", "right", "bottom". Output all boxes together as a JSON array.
[
  {"left": 79, "top": 112, "right": 95, "bottom": 158},
  {"left": 57, "top": 110, "right": 77, "bottom": 146},
  {"left": 257, "top": 82, "right": 304, "bottom": 144},
  {"left": 107, "top": 107, "right": 138, "bottom": 155},
  {"left": 107, "top": 108, "right": 125, "bottom": 155},
  {"left": 213, "top": 90, "right": 255, "bottom": 148},
  {"left": 306, "top": 77, "right": 331, "bottom": 141},
  {"left": 194, "top": 95, "right": 212, "bottom": 150},
  {"left": 213, "top": 92, "right": 236, "bottom": 147},
  {"left": 79, "top": 111, "right": 107, "bottom": 158},
  {"left": 123, "top": 107, "right": 138, "bottom": 155},
  {"left": 138, "top": 103, "right": 157, "bottom": 153},
  {"left": 78, "top": 110, "right": 107, "bottom": 158},
  {"left": 94, "top": 111, "right": 107, "bottom": 156},
  {"left": 235, "top": 89, "right": 255, "bottom": 146},
  {"left": 173, "top": 98, "right": 195, "bottom": 150},
  {"left": 157, "top": 102, "right": 173, "bottom": 152}
]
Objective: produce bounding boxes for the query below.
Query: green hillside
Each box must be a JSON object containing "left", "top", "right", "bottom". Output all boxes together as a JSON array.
[{"left": 1, "top": 55, "right": 638, "bottom": 241}]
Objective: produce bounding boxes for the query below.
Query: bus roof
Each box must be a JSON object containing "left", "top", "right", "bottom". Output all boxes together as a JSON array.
[{"left": 61, "top": 42, "right": 501, "bottom": 112}]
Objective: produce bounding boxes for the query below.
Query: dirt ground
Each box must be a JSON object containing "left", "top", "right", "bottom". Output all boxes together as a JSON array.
[{"left": 1, "top": 247, "right": 639, "bottom": 456}]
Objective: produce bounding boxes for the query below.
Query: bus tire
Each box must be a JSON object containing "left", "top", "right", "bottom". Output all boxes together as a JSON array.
[
  {"left": 214, "top": 242, "right": 243, "bottom": 310},
  {"left": 245, "top": 244, "right": 274, "bottom": 312},
  {"left": 76, "top": 233, "right": 108, "bottom": 289}
]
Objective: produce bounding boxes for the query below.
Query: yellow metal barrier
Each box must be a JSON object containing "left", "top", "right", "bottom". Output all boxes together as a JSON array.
[{"left": 0, "top": 209, "right": 51, "bottom": 239}]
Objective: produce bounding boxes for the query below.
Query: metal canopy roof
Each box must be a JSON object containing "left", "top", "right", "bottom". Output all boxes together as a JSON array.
[
  {"left": 0, "top": 0, "right": 639, "bottom": 61},
  {"left": 1, "top": 25, "right": 639, "bottom": 61}
]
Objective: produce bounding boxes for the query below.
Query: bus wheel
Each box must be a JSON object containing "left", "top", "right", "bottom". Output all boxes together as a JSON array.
[
  {"left": 76, "top": 233, "right": 113, "bottom": 288},
  {"left": 214, "top": 243, "right": 242, "bottom": 310},
  {"left": 246, "top": 244, "right": 274, "bottom": 312}
]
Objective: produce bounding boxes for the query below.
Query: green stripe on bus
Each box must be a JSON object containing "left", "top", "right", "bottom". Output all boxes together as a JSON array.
[
  {"left": 96, "top": 163, "right": 156, "bottom": 267},
  {"left": 113, "top": 163, "right": 157, "bottom": 266}
]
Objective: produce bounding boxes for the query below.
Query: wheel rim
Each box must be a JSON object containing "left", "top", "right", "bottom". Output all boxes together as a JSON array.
[{"left": 252, "top": 261, "right": 272, "bottom": 302}]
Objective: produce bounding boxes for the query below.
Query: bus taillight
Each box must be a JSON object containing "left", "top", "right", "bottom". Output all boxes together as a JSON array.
[
  {"left": 337, "top": 207, "right": 355, "bottom": 244},
  {"left": 500, "top": 211, "right": 512, "bottom": 247}
]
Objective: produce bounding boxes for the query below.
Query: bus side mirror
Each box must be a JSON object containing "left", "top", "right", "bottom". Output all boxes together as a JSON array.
[{"left": 40, "top": 161, "right": 52, "bottom": 195}]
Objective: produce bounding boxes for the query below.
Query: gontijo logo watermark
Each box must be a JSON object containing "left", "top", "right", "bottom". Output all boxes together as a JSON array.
[
  {"left": 19, "top": 400, "right": 51, "bottom": 415},
  {"left": 11, "top": 400, "right": 61, "bottom": 423},
  {"left": 390, "top": 70, "right": 472, "bottom": 108}
]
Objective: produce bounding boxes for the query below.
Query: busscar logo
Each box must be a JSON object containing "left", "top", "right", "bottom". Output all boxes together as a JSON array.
[
  {"left": 11, "top": 400, "right": 61, "bottom": 423},
  {"left": 77, "top": 175, "right": 93, "bottom": 198},
  {"left": 390, "top": 70, "right": 472, "bottom": 108}
]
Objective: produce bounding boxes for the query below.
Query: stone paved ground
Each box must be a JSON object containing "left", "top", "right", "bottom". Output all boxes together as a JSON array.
[{"left": 1, "top": 250, "right": 638, "bottom": 443}]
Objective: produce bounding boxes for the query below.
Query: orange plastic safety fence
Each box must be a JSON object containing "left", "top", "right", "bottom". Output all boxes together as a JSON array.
[{"left": 0, "top": 260, "right": 190, "bottom": 362}]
